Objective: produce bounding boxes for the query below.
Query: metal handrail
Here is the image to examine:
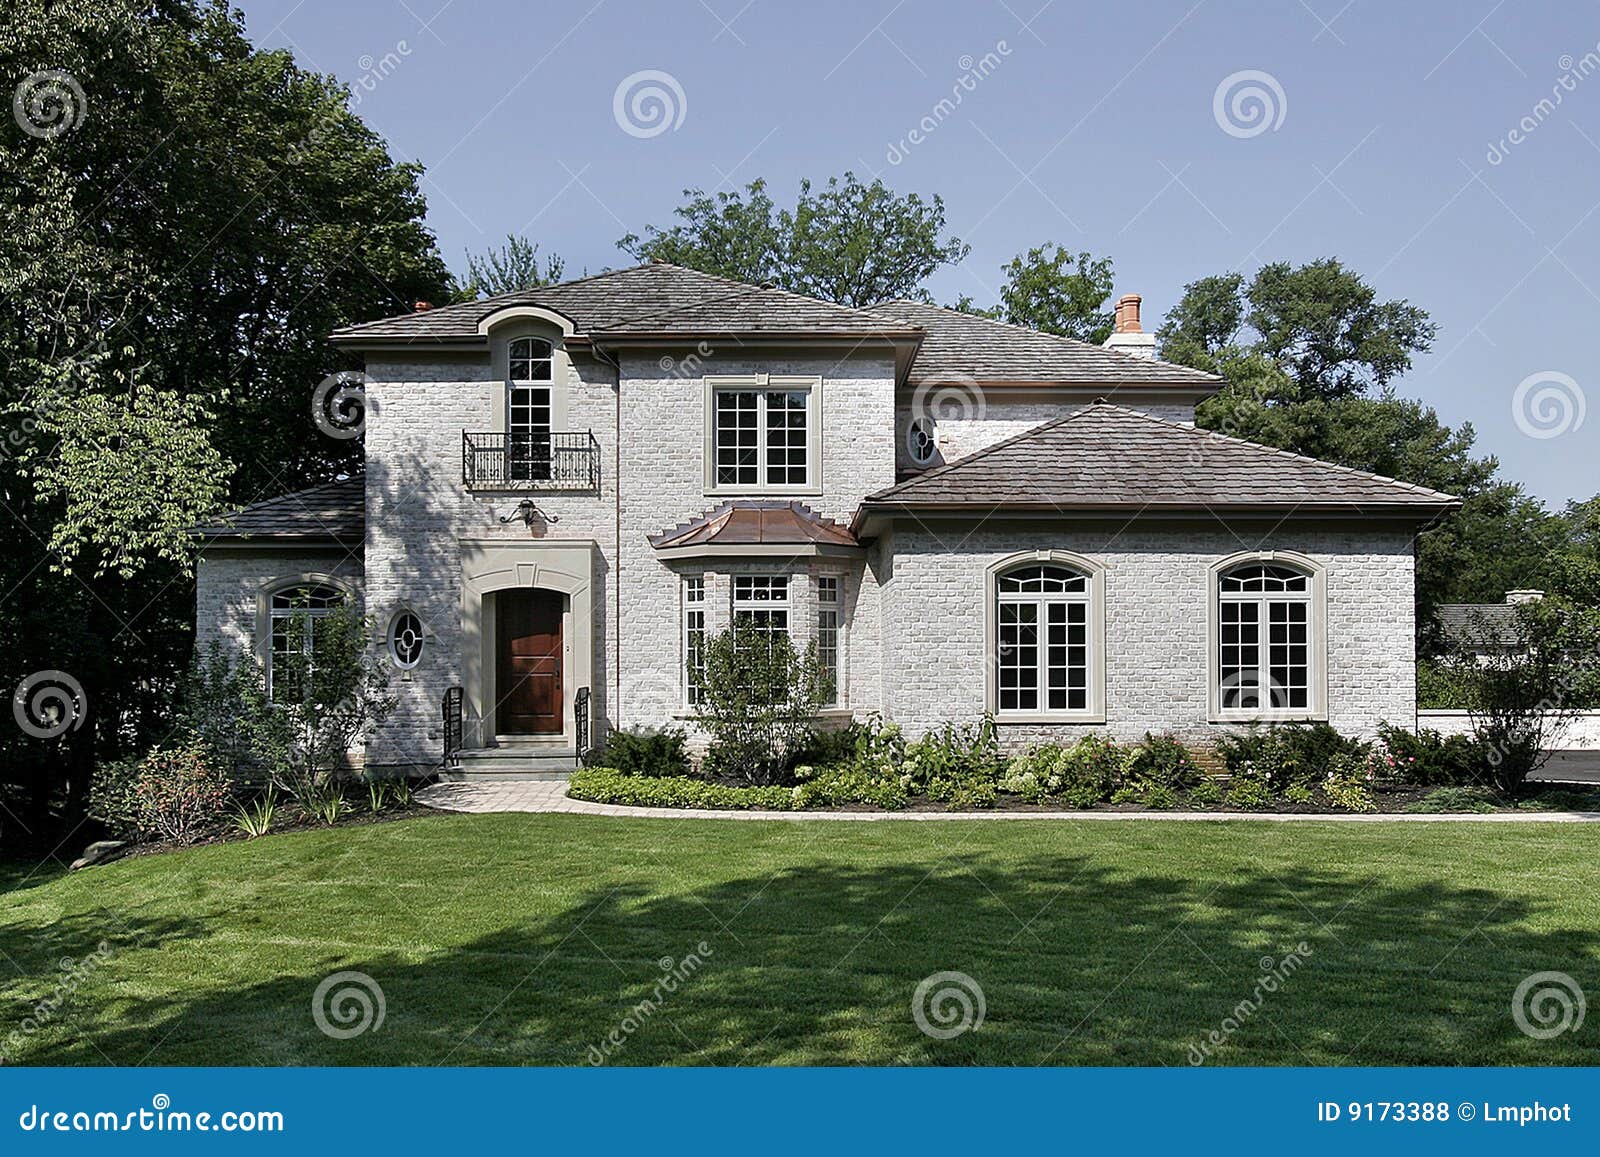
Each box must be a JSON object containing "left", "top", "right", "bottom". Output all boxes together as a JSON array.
[
  {"left": 575, "top": 686, "right": 592, "bottom": 766},
  {"left": 442, "top": 686, "right": 463, "bottom": 768}
]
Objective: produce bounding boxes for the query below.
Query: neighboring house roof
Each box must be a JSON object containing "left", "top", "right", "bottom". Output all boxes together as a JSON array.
[
  {"left": 193, "top": 479, "right": 365, "bottom": 546},
  {"left": 329, "top": 263, "right": 922, "bottom": 344},
  {"left": 871, "top": 299, "right": 1220, "bottom": 387},
  {"left": 650, "top": 501, "right": 860, "bottom": 557},
  {"left": 856, "top": 404, "right": 1461, "bottom": 520},
  {"left": 1435, "top": 603, "right": 1522, "bottom": 647}
]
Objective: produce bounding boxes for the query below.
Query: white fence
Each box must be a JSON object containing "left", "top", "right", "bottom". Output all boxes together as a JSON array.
[{"left": 1416, "top": 709, "right": 1600, "bottom": 750}]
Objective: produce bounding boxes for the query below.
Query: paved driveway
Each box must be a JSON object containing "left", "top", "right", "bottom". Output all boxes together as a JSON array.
[{"left": 1534, "top": 751, "right": 1600, "bottom": 784}]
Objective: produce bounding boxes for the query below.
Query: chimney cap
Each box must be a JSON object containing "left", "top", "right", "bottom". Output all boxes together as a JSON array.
[
  {"left": 1113, "top": 293, "right": 1143, "bottom": 334},
  {"left": 414, "top": 300, "right": 432, "bottom": 312}
]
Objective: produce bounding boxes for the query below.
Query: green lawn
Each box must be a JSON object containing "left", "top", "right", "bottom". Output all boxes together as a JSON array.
[{"left": 3, "top": 813, "right": 1598, "bottom": 1066}]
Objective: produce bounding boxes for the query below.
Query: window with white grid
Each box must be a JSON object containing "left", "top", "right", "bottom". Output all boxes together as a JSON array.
[
  {"left": 1217, "top": 563, "right": 1312, "bottom": 711},
  {"left": 995, "top": 563, "right": 1090, "bottom": 714},
  {"left": 683, "top": 577, "right": 706, "bottom": 707},
  {"left": 732, "top": 575, "right": 789, "bottom": 640},
  {"left": 710, "top": 381, "right": 814, "bottom": 490},
  {"left": 817, "top": 575, "right": 841, "bottom": 705}
]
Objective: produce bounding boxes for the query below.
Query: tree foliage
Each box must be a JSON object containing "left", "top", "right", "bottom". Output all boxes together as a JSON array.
[
  {"left": 464, "top": 234, "right": 567, "bottom": 296},
  {"left": 618, "top": 172, "right": 969, "bottom": 306},
  {"left": 0, "top": 0, "right": 451, "bottom": 840},
  {"left": 692, "top": 621, "right": 825, "bottom": 785},
  {"left": 953, "top": 245, "right": 1115, "bottom": 342}
]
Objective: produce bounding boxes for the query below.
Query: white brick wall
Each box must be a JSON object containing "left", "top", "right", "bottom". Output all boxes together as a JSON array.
[
  {"left": 879, "top": 521, "right": 1418, "bottom": 748},
  {"left": 194, "top": 550, "right": 363, "bottom": 659},
  {"left": 895, "top": 399, "right": 1195, "bottom": 470}
]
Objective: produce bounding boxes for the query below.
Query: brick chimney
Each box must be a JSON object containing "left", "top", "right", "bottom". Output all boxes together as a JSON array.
[
  {"left": 1103, "top": 293, "right": 1156, "bottom": 359},
  {"left": 414, "top": 300, "right": 432, "bottom": 312}
]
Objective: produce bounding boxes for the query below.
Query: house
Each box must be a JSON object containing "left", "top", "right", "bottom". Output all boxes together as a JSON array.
[
  {"left": 1434, "top": 590, "right": 1544, "bottom": 662},
  {"left": 192, "top": 263, "right": 1459, "bottom": 776}
]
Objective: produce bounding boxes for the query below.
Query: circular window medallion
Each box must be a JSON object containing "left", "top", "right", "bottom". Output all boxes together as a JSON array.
[
  {"left": 906, "top": 416, "right": 937, "bottom": 465},
  {"left": 389, "top": 611, "right": 425, "bottom": 669}
]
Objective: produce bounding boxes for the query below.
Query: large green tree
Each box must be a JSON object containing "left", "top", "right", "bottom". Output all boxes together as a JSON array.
[
  {"left": 0, "top": 0, "right": 451, "bottom": 841},
  {"left": 1157, "top": 261, "right": 1567, "bottom": 632},
  {"left": 618, "top": 172, "right": 969, "bottom": 306},
  {"left": 952, "top": 245, "right": 1116, "bottom": 342}
]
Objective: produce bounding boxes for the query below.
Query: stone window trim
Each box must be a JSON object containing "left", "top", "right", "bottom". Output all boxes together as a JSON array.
[
  {"left": 682, "top": 575, "right": 707, "bottom": 709},
  {"left": 387, "top": 607, "right": 427, "bottom": 670},
  {"left": 489, "top": 322, "right": 572, "bottom": 435},
  {"left": 1206, "top": 549, "right": 1329, "bottom": 724},
  {"left": 701, "top": 374, "right": 824, "bottom": 497},
  {"left": 983, "top": 550, "right": 1106, "bottom": 724},
  {"left": 905, "top": 415, "right": 937, "bottom": 466},
  {"left": 254, "top": 573, "right": 357, "bottom": 700}
]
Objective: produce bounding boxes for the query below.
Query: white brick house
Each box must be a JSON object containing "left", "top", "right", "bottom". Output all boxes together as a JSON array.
[{"left": 193, "top": 264, "right": 1458, "bottom": 776}]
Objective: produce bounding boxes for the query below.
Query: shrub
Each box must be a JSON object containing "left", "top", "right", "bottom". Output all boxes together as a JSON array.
[
  {"left": 1323, "top": 751, "right": 1376, "bottom": 812},
  {"left": 790, "top": 762, "right": 908, "bottom": 809},
  {"left": 182, "top": 643, "right": 293, "bottom": 785},
  {"left": 568, "top": 768, "right": 794, "bottom": 810},
  {"left": 1374, "top": 723, "right": 1485, "bottom": 787},
  {"left": 89, "top": 741, "right": 234, "bottom": 845},
  {"left": 603, "top": 727, "right": 690, "bottom": 778},
  {"left": 1216, "top": 723, "right": 1365, "bottom": 791},
  {"left": 1003, "top": 736, "right": 1124, "bottom": 807},
  {"left": 1282, "top": 782, "right": 1315, "bottom": 805},
  {"left": 1124, "top": 733, "right": 1201, "bottom": 792},
  {"left": 1225, "top": 776, "right": 1273, "bottom": 811},
  {"left": 693, "top": 620, "right": 826, "bottom": 785},
  {"left": 793, "top": 721, "right": 867, "bottom": 768},
  {"left": 901, "top": 718, "right": 1005, "bottom": 801},
  {"left": 1139, "top": 784, "right": 1178, "bottom": 810},
  {"left": 232, "top": 789, "right": 278, "bottom": 838},
  {"left": 1188, "top": 779, "right": 1224, "bottom": 809}
]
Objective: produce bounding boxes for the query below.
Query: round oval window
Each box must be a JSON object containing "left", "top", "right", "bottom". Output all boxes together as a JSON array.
[
  {"left": 390, "top": 611, "right": 425, "bottom": 669},
  {"left": 906, "top": 416, "right": 937, "bottom": 465}
]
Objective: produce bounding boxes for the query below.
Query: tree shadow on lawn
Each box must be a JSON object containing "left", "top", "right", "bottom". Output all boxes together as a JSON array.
[{"left": 8, "top": 854, "right": 1598, "bottom": 1067}]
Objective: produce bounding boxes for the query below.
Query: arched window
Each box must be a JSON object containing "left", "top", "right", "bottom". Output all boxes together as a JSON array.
[
  {"left": 992, "top": 560, "right": 1098, "bottom": 716},
  {"left": 268, "top": 582, "right": 345, "bottom": 701},
  {"left": 1213, "top": 557, "right": 1323, "bottom": 716},
  {"left": 507, "top": 337, "right": 554, "bottom": 481},
  {"left": 389, "top": 610, "right": 425, "bottom": 669}
]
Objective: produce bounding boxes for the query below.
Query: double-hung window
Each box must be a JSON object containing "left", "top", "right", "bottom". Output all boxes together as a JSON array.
[
  {"left": 507, "top": 337, "right": 553, "bottom": 481},
  {"left": 817, "top": 576, "right": 841, "bottom": 705},
  {"left": 994, "top": 563, "right": 1092, "bottom": 714},
  {"left": 731, "top": 575, "right": 789, "bottom": 640},
  {"left": 1216, "top": 562, "right": 1314, "bottom": 712},
  {"left": 683, "top": 577, "right": 707, "bottom": 706},
  {"left": 707, "top": 377, "right": 818, "bottom": 491}
]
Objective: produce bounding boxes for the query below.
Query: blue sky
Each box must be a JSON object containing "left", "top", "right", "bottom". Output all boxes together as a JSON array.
[{"left": 241, "top": 0, "right": 1600, "bottom": 506}]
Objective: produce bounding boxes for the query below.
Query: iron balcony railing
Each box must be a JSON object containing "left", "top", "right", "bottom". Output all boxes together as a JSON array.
[{"left": 462, "top": 431, "right": 600, "bottom": 491}]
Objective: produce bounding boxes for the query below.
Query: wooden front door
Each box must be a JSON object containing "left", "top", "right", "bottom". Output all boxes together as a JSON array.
[{"left": 496, "top": 589, "right": 564, "bottom": 735}]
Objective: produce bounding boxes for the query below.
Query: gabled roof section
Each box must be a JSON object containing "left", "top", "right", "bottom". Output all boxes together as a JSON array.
[
  {"left": 873, "top": 299, "right": 1221, "bottom": 387},
  {"left": 858, "top": 404, "right": 1460, "bottom": 519},
  {"left": 651, "top": 501, "right": 860, "bottom": 557},
  {"left": 193, "top": 478, "right": 364, "bottom": 546},
  {"left": 1435, "top": 603, "right": 1521, "bottom": 647},
  {"left": 330, "top": 263, "right": 923, "bottom": 344}
]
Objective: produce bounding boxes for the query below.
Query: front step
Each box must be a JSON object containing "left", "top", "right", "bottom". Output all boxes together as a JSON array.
[{"left": 443, "top": 745, "right": 579, "bottom": 782}]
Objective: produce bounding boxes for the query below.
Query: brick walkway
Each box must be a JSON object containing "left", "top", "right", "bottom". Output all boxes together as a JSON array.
[{"left": 415, "top": 781, "right": 1600, "bottom": 822}]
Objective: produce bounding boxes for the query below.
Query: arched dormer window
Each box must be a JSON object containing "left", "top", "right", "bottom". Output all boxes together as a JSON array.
[
  {"left": 1210, "top": 554, "right": 1327, "bottom": 720},
  {"left": 986, "top": 553, "right": 1105, "bottom": 720}
]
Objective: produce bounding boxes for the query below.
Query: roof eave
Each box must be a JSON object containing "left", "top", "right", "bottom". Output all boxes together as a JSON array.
[{"left": 853, "top": 498, "right": 1461, "bottom": 534}]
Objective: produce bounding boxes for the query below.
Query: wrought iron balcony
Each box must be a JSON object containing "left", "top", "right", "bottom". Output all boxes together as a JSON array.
[{"left": 462, "top": 431, "right": 600, "bottom": 491}]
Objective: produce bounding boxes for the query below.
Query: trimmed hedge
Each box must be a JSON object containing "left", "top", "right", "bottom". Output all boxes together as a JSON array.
[{"left": 568, "top": 768, "right": 795, "bottom": 811}]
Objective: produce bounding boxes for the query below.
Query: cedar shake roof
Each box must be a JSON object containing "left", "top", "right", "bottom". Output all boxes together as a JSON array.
[
  {"left": 650, "top": 501, "right": 860, "bottom": 552},
  {"left": 330, "top": 263, "right": 922, "bottom": 344},
  {"left": 194, "top": 478, "right": 364, "bottom": 545},
  {"left": 1435, "top": 603, "right": 1521, "bottom": 646},
  {"left": 858, "top": 404, "right": 1460, "bottom": 518},
  {"left": 872, "top": 299, "right": 1220, "bottom": 386}
]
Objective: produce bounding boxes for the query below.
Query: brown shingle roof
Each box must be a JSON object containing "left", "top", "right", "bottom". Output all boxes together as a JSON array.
[
  {"left": 1435, "top": 603, "right": 1521, "bottom": 646},
  {"left": 651, "top": 501, "right": 859, "bottom": 551},
  {"left": 858, "top": 404, "right": 1460, "bottom": 517},
  {"left": 330, "top": 263, "right": 922, "bottom": 344},
  {"left": 873, "top": 299, "right": 1220, "bottom": 386},
  {"left": 194, "top": 479, "right": 364, "bottom": 545}
]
